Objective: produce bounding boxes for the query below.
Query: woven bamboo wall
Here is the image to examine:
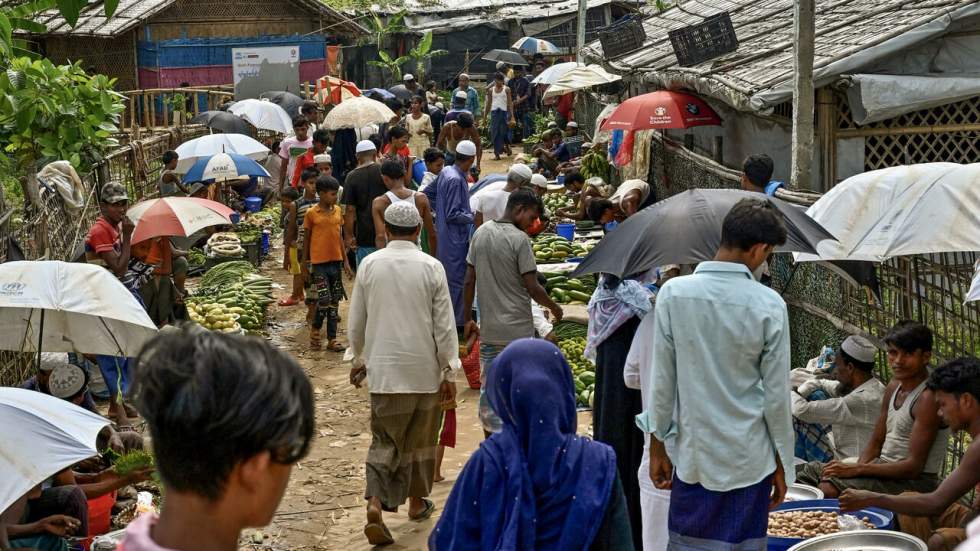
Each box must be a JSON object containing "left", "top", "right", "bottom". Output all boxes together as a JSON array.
[
  {"left": 43, "top": 33, "right": 138, "bottom": 91},
  {"left": 145, "top": 0, "right": 319, "bottom": 40}
]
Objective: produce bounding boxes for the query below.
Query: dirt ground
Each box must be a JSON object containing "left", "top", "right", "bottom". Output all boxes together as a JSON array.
[{"left": 236, "top": 152, "right": 592, "bottom": 551}]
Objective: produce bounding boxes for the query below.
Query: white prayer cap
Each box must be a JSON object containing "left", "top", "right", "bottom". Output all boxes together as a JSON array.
[
  {"left": 384, "top": 201, "right": 422, "bottom": 228},
  {"left": 455, "top": 140, "right": 477, "bottom": 157},
  {"left": 403, "top": 73, "right": 415, "bottom": 81},
  {"left": 530, "top": 174, "right": 548, "bottom": 189},
  {"left": 508, "top": 163, "right": 532, "bottom": 183},
  {"left": 435, "top": 102, "right": 444, "bottom": 110},
  {"left": 38, "top": 352, "right": 68, "bottom": 372},
  {"left": 459, "top": 73, "right": 470, "bottom": 80},
  {"left": 313, "top": 154, "right": 332, "bottom": 164},
  {"left": 49, "top": 364, "right": 86, "bottom": 399},
  {"left": 567, "top": 121, "right": 579, "bottom": 128},
  {"left": 355, "top": 140, "right": 377, "bottom": 154},
  {"left": 841, "top": 335, "right": 878, "bottom": 364},
  {"left": 454, "top": 91, "right": 468, "bottom": 101}
]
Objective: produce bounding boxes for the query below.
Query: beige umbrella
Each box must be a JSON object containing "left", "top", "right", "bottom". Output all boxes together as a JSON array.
[
  {"left": 542, "top": 65, "right": 622, "bottom": 100},
  {"left": 323, "top": 96, "right": 396, "bottom": 131}
]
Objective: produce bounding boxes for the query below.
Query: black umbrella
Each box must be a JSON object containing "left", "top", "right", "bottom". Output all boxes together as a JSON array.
[
  {"left": 260, "top": 91, "right": 305, "bottom": 118},
  {"left": 481, "top": 49, "right": 529, "bottom": 66},
  {"left": 189, "top": 111, "right": 253, "bottom": 135},
  {"left": 570, "top": 189, "right": 838, "bottom": 279}
]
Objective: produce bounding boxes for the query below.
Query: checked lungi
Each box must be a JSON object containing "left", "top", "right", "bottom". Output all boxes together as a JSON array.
[
  {"left": 365, "top": 393, "right": 442, "bottom": 511},
  {"left": 667, "top": 474, "right": 773, "bottom": 551}
]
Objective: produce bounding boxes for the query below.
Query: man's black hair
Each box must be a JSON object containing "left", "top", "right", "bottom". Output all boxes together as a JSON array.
[
  {"left": 380, "top": 158, "right": 406, "bottom": 179},
  {"left": 292, "top": 115, "right": 309, "bottom": 128},
  {"left": 506, "top": 188, "right": 543, "bottom": 216},
  {"left": 131, "top": 328, "right": 314, "bottom": 501},
  {"left": 368, "top": 133, "right": 383, "bottom": 151},
  {"left": 281, "top": 187, "right": 300, "bottom": 201},
  {"left": 927, "top": 356, "right": 980, "bottom": 403},
  {"left": 423, "top": 147, "right": 444, "bottom": 165},
  {"left": 742, "top": 154, "right": 774, "bottom": 188},
  {"left": 425, "top": 80, "right": 437, "bottom": 91},
  {"left": 312, "top": 129, "right": 329, "bottom": 145},
  {"left": 388, "top": 125, "right": 409, "bottom": 140},
  {"left": 565, "top": 171, "right": 586, "bottom": 186},
  {"left": 838, "top": 346, "right": 876, "bottom": 373},
  {"left": 884, "top": 320, "right": 933, "bottom": 353},
  {"left": 410, "top": 95, "right": 424, "bottom": 105},
  {"left": 719, "top": 198, "right": 788, "bottom": 251},
  {"left": 301, "top": 167, "right": 320, "bottom": 183},
  {"left": 385, "top": 222, "right": 418, "bottom": 236},
  {"left": 587, "top": 198, "right": 613, "bottom": 223},
  {"left": 494, "top": 71, "right": 505, "bottom": 81},
  {"left": 162, "top": 150, "right": 178, "bottom": 164},
  {"left": 301, "top": 101, "right": 319, "bottom": 115},
  {"left": 315, "top": 175, "right": 340, "bottom": 193},
  {"left": 457, "top": 112, "right": 474, "bottom": 129}
]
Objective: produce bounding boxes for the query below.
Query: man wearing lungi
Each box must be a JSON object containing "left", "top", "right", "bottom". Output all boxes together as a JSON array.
[{"left": 637, "top": 198, "right": 795, "bottom": 550}]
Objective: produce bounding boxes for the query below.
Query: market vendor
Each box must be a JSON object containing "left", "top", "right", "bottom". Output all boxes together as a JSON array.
[
  {"left": 21, "top": 353, "right": 97, "bottom": 413},
  {"left": 532, "top": 129, "right": 570, "bottom": 177},
  {"left": 1, "top": 485, "right": 80, "bottom": 551},
  {"left": 470, "top": 163, "right": 531, "bottom": 229},
  {"left": 797, "top": 321, "right": 950, "bottom": 498},
  {"left": 227, "top": 176, "right": 274, "bottom": 210},
  {"left": 556, "top": 173, "right": 606, "bottom": 221},
  {"left": 586, "top": 179, "right": 653, "bottom": 224},
  {"left": 792, "top": 336, "right": 886, "bottom": 462},
  {"left": 840, "top": 356, "right": 980, "bottom": 551}
]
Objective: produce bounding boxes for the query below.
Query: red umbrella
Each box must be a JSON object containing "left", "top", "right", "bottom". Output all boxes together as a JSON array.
[
  {"left": 315, "top": 76, "right": 362, "bottom": 106},
  {"left": 126, "top": 197, "right": 236, "bottom": 244},
  {"left": 599, "top": 91, "right": 721, "bottom": 132}
]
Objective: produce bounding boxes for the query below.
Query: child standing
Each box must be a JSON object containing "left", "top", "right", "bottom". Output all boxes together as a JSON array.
[
  {"left": 302, "top": 176, "right": 352, "bottom": 350},
  {"left": 279, "top": 169, "right": 319, "bottom": 307},
  {"left": 118, "top": 328, "right": 314, "bottom": 551}
]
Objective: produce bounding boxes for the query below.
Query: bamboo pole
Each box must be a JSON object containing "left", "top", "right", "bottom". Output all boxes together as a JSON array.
[
  {"left": 816, "top": 87, "right": 836, "bottom": 192},
  {"left": 143, "top": 93, "right": 152, "bottom": 128},
  {"left": 837, "top": 122, "right": 980, "bottom": 138}
]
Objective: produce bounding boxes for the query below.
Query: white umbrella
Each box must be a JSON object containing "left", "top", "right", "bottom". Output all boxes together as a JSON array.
[
  {"left": 174, "top": 134, "right": 270, "bottom": 173},
  {"left": 594, "top": 102, "right": 619, "bottom": 143},
  {"left": 531, "top": 62, "right": 578, "bottom": 85},
  {"left": 228, "top": 99, "right": 294, "bottom": 135},
  {"left": 795, "top": 163, "right": 980, "bottom": 262},
  {"left": 0, "top": 261, "right": 158, "bottom": 358},
  {"left": 323, "top": 96, "right": 396, "bottom": 131},
  {"left": 542, "top": 65, "right": 622, "bottom": 100},
  {"left": 0, "top": 387, "right": 109, "bottom": 513}
]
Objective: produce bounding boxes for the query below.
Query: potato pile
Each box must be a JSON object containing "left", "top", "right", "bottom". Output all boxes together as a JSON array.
[{"left": 768, "top": 511, "right": 874, "bottom": 539}]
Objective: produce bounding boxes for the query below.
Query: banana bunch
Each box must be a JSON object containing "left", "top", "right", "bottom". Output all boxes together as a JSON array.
[{"left": 580, "top": 150, "right": 610, "bottom": 181}]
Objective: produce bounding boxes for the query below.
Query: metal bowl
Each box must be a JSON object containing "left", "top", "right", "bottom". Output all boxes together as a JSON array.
[
  {"left": 784, "top": 483, "right": 824, "bottom": 502},
  {"left": 787, "top": 529, "right": 927, "bottom": 551}
]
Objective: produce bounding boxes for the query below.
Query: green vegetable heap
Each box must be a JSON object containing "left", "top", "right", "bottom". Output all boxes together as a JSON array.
[
  {"left": 532, "top": 234, "right": 594, "bottom": 264},
  {"left": 544, "top": 274, "right": 597, "bottom": 305},
  {"left": 187, "top": 262, "right": 273, "bottom": 332},
  {"left": 557, "top": 331, "right": 595, "bottom": 408}
]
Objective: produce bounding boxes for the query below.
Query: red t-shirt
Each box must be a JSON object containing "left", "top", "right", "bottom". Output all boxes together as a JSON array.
[
  {"left": 383, "top": 143, "right": 410, "bottom": 159},
  {"left": 292, "top": 149, "right": 318, "bottom": 188},
  {"left": 85, "top": 216, "right": 121, "bottom": 267},
  {"left": 557, "top": 93, "right": 574, "bottom": 119}
]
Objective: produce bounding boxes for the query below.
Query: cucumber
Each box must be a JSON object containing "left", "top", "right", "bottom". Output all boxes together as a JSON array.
[{"left": 567, "top": 290, "right": 592, "bottom": 302}]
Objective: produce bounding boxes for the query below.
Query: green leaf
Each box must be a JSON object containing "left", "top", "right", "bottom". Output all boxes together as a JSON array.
[
  {"left": 15, "top": 104, "right": 36, "bottom": 129},
  {"left": 10, "top": 0, "right": 57, "bottom": 19},
  {"left": 103, "top": 0, "right": 119, "bottom": 18},
  {"left": 54, "top": 0, "right": 81, "bottom": 27},
  {"left": 417, "top": 31, "right": 433, "bottom": 56},
  {"left": 0, "top": 13, "right": 13, "bottom": 57},
  {"left": 10, "top": 17, "right": 47, "bottom": 33}
]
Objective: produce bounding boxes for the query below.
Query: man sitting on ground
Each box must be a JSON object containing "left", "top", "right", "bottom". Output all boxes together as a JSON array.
[
  {"left": 792, "top": 336, "right": 886, "bottom": 461},
  {"left": 841, "top": 356, "right": 980, "bottom": 551},
  {"left": 797, "top": 321, "right": 950, "bottom": 498},
  {"left": 586, "top": 179, "right": 653, "bottom": 225}
]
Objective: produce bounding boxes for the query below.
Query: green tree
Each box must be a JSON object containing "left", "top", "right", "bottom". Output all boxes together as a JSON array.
[
  {"left": 368, "top": 49, "right": 410, "bottom": 81},
  {"left": 406, "top": 31, "right": 447, "bottom": 83},
  {"left": 0, "top": 0, "right": 121, "bottom": 59},
  {"left": 359, "top": 10, "right": 407, "bottom": 54}
]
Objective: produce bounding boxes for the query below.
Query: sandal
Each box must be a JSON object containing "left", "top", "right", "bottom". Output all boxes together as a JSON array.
[
  {"left": 409, "top": 498, "right": 436, "bottom": 522},
  {"left": 364, "top": 522, "right": 394, "bottom": 546},
  {"left": 310, "top": 329, "right": 322, "bottom": 349},
  {"left": 327, "top": 340, "right": 346, "bottom": 352},
  {"left": 278, "top": 297, "right": 301, "bottom": 307}
]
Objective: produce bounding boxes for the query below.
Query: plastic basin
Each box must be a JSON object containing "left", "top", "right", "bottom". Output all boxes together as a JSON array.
[
  {"left": 244, "top": 196, "right": 262, "bottom": 213},
  {"left": 556, "top": 223, "right": 575, "bottom": 241},
  {"left": 767, "top": 499, "right": 894, "bottom": 551}
]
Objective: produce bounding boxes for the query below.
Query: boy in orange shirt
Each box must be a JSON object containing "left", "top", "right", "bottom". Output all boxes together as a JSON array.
[{"left": 302, "top": 175, "right": 352, "bottom": 350}]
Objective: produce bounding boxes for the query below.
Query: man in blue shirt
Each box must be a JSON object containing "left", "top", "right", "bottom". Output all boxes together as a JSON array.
[
  {"left": 637, "top": 198, "right": 793, "bottom": 550},
  {"left": 451, "top": 74, "right": 480, "bottom": 123},
  {"left": 741, "top": 153, "right": 785, "bottom": 196}
]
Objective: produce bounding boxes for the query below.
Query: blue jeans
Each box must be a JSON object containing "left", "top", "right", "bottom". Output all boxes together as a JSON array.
[
  {"left": 478, "top": 342, "right": 507, "bottom": 433},
  {"left": 355, "top": 246, "right": 378, "bottom": 267}
]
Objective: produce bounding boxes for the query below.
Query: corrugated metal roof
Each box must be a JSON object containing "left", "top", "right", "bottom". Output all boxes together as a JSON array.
[
  {"left": 380, "top": 0, "right": 615, "bottom": 15},
  {"left": 28, "top": 0, "right": 366, "bottom": 37},
  {"left": 404, "top": 0, "right": 615, "bottom": 33},
  {"left": 582, "top": 0, "right": 980, "bottom": 111}
]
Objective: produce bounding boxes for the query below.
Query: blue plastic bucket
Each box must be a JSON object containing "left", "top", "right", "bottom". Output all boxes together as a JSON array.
[
  {"left": 261, "top": 230, "right": 271, "bottom": 255},
  {"left": 244, "top": 196, "right": 262, "bottom": 213},
  {"left": 556, "top": 223, "right": 575, "bottom": 241}
]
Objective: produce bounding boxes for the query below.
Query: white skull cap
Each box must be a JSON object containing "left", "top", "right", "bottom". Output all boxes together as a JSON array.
[{"left": 384, "top": 201, "right": 422, "bottom": 228}]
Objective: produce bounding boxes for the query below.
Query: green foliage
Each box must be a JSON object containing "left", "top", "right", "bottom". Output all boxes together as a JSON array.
[
  {"left": 0, "top": 57, "right": 125, "bottom": 173},
  {"left": 407, "top": 30, "right": 447, "bottom": 83},
  {"left": 358, "top": 9, "right": 407, "bottom": 51},
  {"left": 368, "top": 49, "right": 410, "bottom": 81}
]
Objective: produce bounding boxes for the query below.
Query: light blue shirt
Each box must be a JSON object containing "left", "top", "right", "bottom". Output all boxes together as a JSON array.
[
  {"left": 635, "top": 261, "right": 794, "bottom": 492},
  {"left": 452, "top": 87, "right": 480, "bottom": 116}
]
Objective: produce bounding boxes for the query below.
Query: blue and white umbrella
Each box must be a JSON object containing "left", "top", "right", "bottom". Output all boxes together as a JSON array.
[
  {"left": 512, "top": 37, "right": 562, "bottom": 55},
  {"left": 182, "top": 152, "right": 270, "bottom": 183}
]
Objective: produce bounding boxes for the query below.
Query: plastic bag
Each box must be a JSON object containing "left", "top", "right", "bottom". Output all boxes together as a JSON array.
[{"left": 837, "top": 514, "right": 867, "bottom": 532}]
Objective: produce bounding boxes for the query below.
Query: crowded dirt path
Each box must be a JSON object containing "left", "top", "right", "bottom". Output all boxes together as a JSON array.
[{"left": 240, "top": 153, "right": 592, "bottom": 550}]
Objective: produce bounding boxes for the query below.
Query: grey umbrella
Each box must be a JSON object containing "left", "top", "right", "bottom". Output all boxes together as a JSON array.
[
  {"left": 260, "top": 91, "right": 305, "bottom": 118},
  {"left": 189, "top": 111, "right": 253, "bottom": 135},
  {"left": 481, "top": 49, "right": 529, "bottom": 66},
  {"left": 570, "top": 189, "right": 838, "bottom": 279}
]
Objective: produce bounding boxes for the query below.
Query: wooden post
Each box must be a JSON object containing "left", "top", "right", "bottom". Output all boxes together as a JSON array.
[
  {"left": 129, "top": 93, "right": 136, "bottom": 129},
  {"left": 143, "top": 92, "right": 152, "bottom": 128},
  {"left": 576, "top": 0, "right": 588, "bottom": 62},
  {"left": 162, "top": 91, "right": 170, "bottom": 128},
  {"left": 816, "top": 87, "right": 836, "bottom": 191},
  {"left": 790, "top": 0, "right": 816, "bottom": 190}
]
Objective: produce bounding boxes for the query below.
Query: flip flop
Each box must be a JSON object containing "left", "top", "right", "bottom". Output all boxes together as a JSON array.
[
  {"left": 327, "top": 341, "right": 346, "bottom": 352},
  {"left": 278, "top": 297, "right": 301, "bottom": 307},
  {"left": 364, "top": 522, "right": 394, "bottom": 546},
  {"left": 409, "top": 498, "right": 436, "bottom": 522}
]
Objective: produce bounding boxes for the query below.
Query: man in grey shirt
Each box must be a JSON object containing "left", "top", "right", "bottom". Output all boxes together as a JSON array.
[{"left": 463, "top": 189, "right": 563, "bottom": 435}]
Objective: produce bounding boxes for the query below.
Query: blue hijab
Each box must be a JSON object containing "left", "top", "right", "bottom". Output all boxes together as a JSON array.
[{"left": 430, "top": 339, "right": 618, "bottom": 550}]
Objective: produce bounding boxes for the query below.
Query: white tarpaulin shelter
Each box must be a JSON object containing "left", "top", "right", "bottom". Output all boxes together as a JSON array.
[
  {"left": 323, "top": 96, "right": 396, "bottom": 131},
  {"left": 228, "top": 99, "right": 293, "bottom": 135},
  {"left": 542, "top": 65, "right": 622, "bottom": 100},
  {"left": 0, "top": 261, "right": 157, "bottom": 356},
  {"left": 0, "top": 387, "right": 108, "bottom": 513},
  {"left": 174, "top": 134, "right": 270, "bottom": 173},
  {"left": 796, "top": 163, "right": 980, "bottom": 262}
]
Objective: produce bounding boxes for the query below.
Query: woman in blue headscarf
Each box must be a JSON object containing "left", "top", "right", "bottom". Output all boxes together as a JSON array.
[{"left": 430, "top": 339, "right": 633, "bottom": 551}]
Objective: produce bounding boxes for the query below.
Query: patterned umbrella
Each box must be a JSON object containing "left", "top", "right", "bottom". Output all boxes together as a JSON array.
[
  {"left": 126, "top": 197, "right": 236, "bottom": 243},
  {"left": 512, "top": 37, "right": 562, "bottom": 55},
  {"left": 599, "top": 91, "right": 722, "bottom": 132},
  {"left": 322, "top": 96, "right": 396, "bottom": 130},
  {"left": 182, "top": 152, "right": 271, "bottom": 183},
  {"left": 315, "top": 76, "right": 361, "bottom": 106},
  {"left": 174, "top": 134, "right": 269, "bottom": 173}
]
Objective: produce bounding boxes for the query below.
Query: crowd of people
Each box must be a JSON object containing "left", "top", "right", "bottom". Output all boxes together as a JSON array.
[{"left": 4, "top": 63, "right": 980, "bottom": 551}]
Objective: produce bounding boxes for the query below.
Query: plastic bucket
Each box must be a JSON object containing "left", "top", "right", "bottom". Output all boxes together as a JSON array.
[
  {"left": 244, "top": 196, "right": 262, "bottom": 213},
  {"left": 556, "top": 223, "right": 575, "bottom": 241},
  {"left": 261, "top": 230, "right": 271, "bottom": 255}
]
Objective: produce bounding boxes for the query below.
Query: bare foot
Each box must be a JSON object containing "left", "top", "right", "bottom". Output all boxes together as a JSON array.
[{"left": 434, "top": 474, "right": 445, "bottom": 483}]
